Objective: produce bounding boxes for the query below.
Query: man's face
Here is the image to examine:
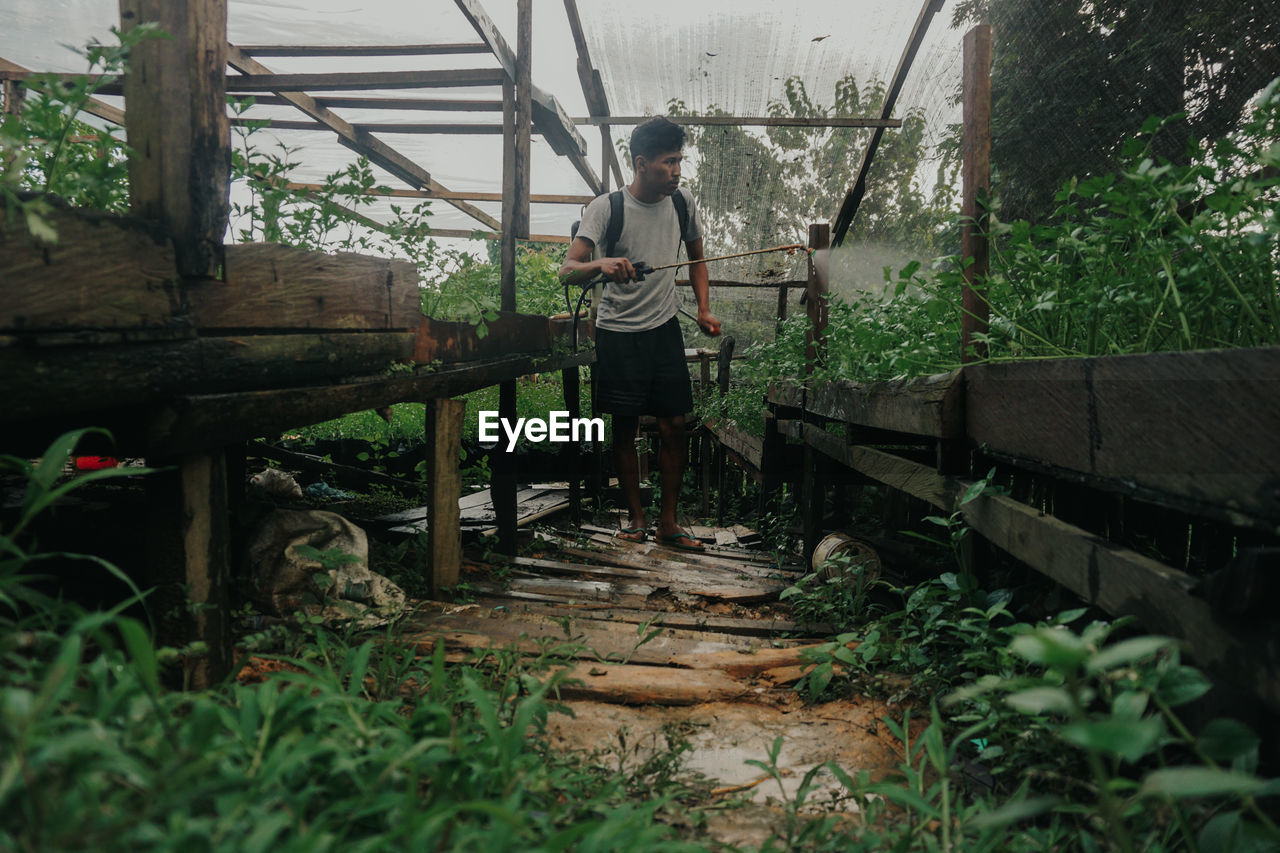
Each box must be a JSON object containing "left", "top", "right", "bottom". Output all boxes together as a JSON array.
[{"left": 638, "top": 150, "right": 683, "bottom": 196}]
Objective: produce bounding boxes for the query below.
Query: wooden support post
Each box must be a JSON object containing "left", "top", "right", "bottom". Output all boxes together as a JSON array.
[
  {"left": 125, "top": 0, "right": 232, "bottom": 689},
  {"left": 802, "top": 443, "right": 826, "bottom": 566},
  {"left": 425, "top": 398, "right": 465, "bottom": 596},
  {"left": 145, "top": 452, "right": 230, "bottom": 690},
  {"left": 776, "top": 283, "right": 788, "bottom": 328},
  {"left": 2, "top": 79, "right": 24, "bottom": 116},
  {"left": 491, "top": 3, "right": 531, "bottom": 555},
  {"left": 714, "top": 337, "right": 736, "bottom": 527},
  {"left": 563, "top": 364, "right": 582, "bottom": 525},
  {"left": 805, "top": 223, "right": 830, "bottom": 376},
  {"left": 120, "top": 0, "right": 229, "bottom": 280},
  {"left": 760, "top": 408, "right": 786, "bottom": 520},
  {"left": 699, "top": 352, "right": 713, "bottom": 517},
  {"left": 961, "top": 24, "right": 992, "bottom": 364}
]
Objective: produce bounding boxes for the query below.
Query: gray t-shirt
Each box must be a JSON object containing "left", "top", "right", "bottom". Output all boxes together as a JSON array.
[{"left": 575, "top": 186, "right": 703, "bottom": 332}]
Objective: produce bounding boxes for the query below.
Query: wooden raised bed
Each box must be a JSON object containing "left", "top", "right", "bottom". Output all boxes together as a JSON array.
[{"left": 763, "top": 347, "right": 1280, "bottom": 711}]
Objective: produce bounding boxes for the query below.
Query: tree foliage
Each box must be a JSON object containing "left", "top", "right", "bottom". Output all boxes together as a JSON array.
[
  {"left": 673, "top": 73, "right": 959, "bottom": 271},
  {"left": 953, "top": 0, "right": 1280, "bottom": 221}
]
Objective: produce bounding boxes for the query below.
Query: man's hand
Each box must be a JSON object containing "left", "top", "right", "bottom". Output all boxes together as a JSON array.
[
  {"left": 598, "top": 256, "right": 637, "bottom": 284},
  {"left": 696, "top": 309, "right": 722, "bottom": 337}
]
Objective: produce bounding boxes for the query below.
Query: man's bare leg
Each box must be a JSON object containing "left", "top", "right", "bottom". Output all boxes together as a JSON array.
[
  {"left": 612, "top": 414, "right": 646, "bottom": 540},
  {"left": 655, "top": 415, "right": 699, "bottom": 547}
]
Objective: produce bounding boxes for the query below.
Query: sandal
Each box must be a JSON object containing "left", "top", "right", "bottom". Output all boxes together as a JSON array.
[
  {"left": 657, "top": 531, "right": 704, "bottom": 552},
  {"left": 615, "top": 526, "right": 646, "bottom": 543}
]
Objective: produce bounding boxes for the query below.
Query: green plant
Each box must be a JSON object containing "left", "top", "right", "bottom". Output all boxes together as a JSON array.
[{"left": 1, "top": 26, "right": 160, "bottom": 238}]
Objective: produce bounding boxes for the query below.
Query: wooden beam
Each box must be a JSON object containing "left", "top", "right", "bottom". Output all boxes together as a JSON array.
[
  {"left": 225, "top": 44, "right": 501, "bottom": 231},
  {"left": 961, "top": 25, "right": 992, "bottom": 364},
  {"left": 830, "top": 0, "right": 944, "bottom": 245},
  {"left": 454, "top": 0, "right": 601, "bottom": 193},
  {"left": 804, "top": 370, "right": 964, "bottom": 439},
  {"left": 225, "top": 68, "right": 506, "bottom": 91},
  {"left": 426, "top": 398, "right": 466, "bottom": 596},
  {"left": 121, "top": 0, "right": 230, "bottom": 280},
  {"left": 145, "top": 451, "right": 231, "bottom": 690},
  {"left": 0, "top": 57, "right": 123, "bottom": 123},
  {"left": 798, "top": 424, "right": 1280, "bottom": 712},
  {"left": 278, "top": 180, "right": 591, "bottom": 204},
  {"left": 240, "top": 94, "right": 502, "bottom": 111},
  {"left": 576, "top": 115, "right": 904, "bottom": 129},
  {"left": 232, "top": 118, "right": 517, "bottom": 134},
  {"left": 239, "top": 43, "right": 490, "bottom": 57},
  {"left": 965, "top": 348, "right": 1280, "bottom": 531},
  {"left": 805, "top": 223, "right": 830, "bottom": 374},
  {"left": 563, "top": 0, "right": 623, "bottom": 188}
]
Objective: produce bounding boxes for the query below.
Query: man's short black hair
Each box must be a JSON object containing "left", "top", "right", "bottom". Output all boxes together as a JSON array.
[{"left": 630, "top": 116, "right": 686, "bottom": 167}]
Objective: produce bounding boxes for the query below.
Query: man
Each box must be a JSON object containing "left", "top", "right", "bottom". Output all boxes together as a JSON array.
[{"left": 559, "top": 116, "right": 721, "bottom": 550}]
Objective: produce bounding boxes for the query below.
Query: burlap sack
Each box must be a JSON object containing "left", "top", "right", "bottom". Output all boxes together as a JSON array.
[{"left": 246, "top": 509, "right": 406, "bottom": 628}]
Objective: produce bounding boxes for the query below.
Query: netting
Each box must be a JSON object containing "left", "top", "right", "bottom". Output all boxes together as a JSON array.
[{"left": 3, "top": 1, "right": 1276, "bottom": 353}]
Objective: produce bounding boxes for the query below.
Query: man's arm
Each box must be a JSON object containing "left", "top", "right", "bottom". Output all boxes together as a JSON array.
[
  {"left": 559, "top": 237, "right": 637, "bottom": 285},
  {"left": 686, "top": 238, "right": 721, "bottom": 336}
]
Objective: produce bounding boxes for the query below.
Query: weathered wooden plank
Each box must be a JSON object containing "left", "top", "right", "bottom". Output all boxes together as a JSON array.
[
  {"left": 470, "top": 598, "right": 824, "bottom": 637},
  {"left": 767, "top": 380, "right": 805, "bottom": 408},
  {"left": 279, "top": 180, "right": 591, "bottom": 204},
  {"left": 414, "top": 311, "right": 551, "bottom": 363},
  {"left": 239, "top": 43, "right": 490, "bottom": 57},
  {"left": 547, "top": 662, "right": 750, "bottom": 706},
  {"left": 961, "top": 490, "right": 1280, "bottom": 712},
  {"left": 802, "top": 424, "right": 953, "bottom": 509},
  {"left": 189, "top": 243, "right": 420, "bottom": 331},
  {"left": 146, "top": 350, "right": 594, "bottom": 455},
  {"left": 576, "top": 115, "right": 903, "bottom": 128},
  {"left": 965, "top": 348, "right": 1280, "bottom": 526},
  {"left": 120, "top": 0, "right": 229, "bottom": 279},
  {"left": 670, "top": 642, "right": 856, "bottom": 678},
  {"left": 805, "top": 369, "right": 964, "bottom": 438},
  {"left": 0, "top": 205, "right": 182, "bottom": 334},
  {"left": 706, "top": 420, "right": 765, "bottom": 470},
  {"left": 242, "top": 94, "right": 503, "bottom": 111},
  {"left": 411, "top": 608, "right": 759, "bottom": 664},
  {"left": 426, "top": 398, "right": 465, "bottom": 596},
  {"left": 0, "top": 332, "right": 415, "bottom": 422},
  {"left": 225, "top": 69, "right": 506, "bottom": 91}
]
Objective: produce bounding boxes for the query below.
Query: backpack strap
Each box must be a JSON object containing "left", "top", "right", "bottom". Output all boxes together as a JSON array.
[
  {"left": 601, "top": 188, "right": 691, "bottom": 257},
  {"left": 603, "top": 190, "right": 624, "bottom": 257},
  {"left": 671, "top": 189, "right": 690, "bottom": 244}
]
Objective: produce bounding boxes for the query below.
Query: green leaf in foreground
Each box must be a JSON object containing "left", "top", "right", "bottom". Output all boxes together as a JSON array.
[{"left": 1139, "top": 767, "right": 1268, "bottom": 799}]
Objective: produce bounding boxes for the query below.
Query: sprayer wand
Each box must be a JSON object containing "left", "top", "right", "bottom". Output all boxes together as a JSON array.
[{"left": 642, "top": 242, "right": 809, "bottom": 275}]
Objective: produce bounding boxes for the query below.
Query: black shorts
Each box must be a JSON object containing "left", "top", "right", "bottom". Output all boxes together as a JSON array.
[{"left": 594, "top": 316, "right": 694, "bottom": 417}]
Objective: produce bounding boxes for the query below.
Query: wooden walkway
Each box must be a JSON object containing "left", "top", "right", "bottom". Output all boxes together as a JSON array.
[{"left": 402, "top": 524, "right": 843, "bottom": 706}]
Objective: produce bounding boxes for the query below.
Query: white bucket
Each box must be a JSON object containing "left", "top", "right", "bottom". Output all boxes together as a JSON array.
[{"left": 812, "top": 532, "right": 882, "bottom": 582}]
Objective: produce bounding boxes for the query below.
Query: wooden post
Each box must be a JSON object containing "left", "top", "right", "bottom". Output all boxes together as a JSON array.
[
  {"left": 802, "top": 443, "right": 826, "bottom": 566},
  {"left": 125, "top": 0, "right": 232, "bottom": 689},
  {"left": 563, "top": 364, "right": 582, "bottom": 525},
  {"left": 714, "top": 337, "right": 736, "bottom": 526},
  {"left": 805, "top": 223, "right": 829, "bottom": 376},
  {"left": 426, "top": 398, "right": 465, "bottom": 596},
  {"left": 961, "top": 24, "right": 992, "bottom": 364},
  {"left": 2, "top": 79, "right": 24, "bottom": 116},
  {"left": 120, "top": 0, "right": 230, "bottom": 279},
  {"left": 699, "top": 352, "right": 713, "bottom": 516},
  {"left": 492, "top": 0, "right": 532, "bottom": 555},
  {"left": 776, "top": 283, "right": 788, "bottom": 329},
  {"left": 145, "top": 452, "right": 230, "bottom": 690}
]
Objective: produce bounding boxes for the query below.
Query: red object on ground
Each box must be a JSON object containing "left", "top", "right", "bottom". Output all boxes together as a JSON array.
[{"left": 74, "top": 456, "right": 118, "bottom": 471}]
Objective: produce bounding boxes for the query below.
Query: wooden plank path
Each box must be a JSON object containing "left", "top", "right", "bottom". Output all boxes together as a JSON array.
[{"left": 402, "top": 524, "right": 831, "bottom": 705}]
